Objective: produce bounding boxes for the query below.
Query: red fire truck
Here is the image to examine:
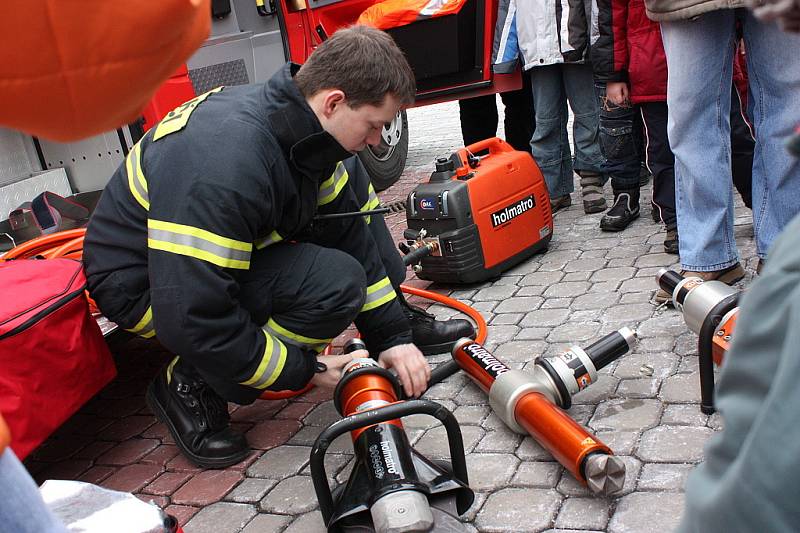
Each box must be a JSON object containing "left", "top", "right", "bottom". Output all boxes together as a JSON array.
[
  {"left": 0, "top": 0, "right": 521, "bottom": 233},
  {"left": 140, "top": 0, "right": 521, "bottom": 190}
]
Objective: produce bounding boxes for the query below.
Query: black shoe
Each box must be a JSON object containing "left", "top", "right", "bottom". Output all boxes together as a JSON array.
[
  {"left": 600, "top": 188, "right": 640, "bottom": 232},
  {"left": 146, "top": 359, "right": 249, "bottom": 468},
  {"left": 401, "top": 300, "right": 475, "bottom": 355}
]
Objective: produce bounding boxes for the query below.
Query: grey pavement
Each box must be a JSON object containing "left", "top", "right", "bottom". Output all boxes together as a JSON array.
[{"left": 181, "top": 100, "right": 757, "bottom": 532}]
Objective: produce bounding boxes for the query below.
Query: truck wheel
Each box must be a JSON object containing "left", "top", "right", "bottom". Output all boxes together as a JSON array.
[{"left": 358, "top": 110, "right": 408, "bottom": 192}]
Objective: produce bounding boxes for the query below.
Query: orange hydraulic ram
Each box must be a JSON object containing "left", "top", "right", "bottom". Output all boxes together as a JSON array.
[
  {"left": 656, "top": 269, "right": 740, "bottom": 414},
  {"left": 452, "top": 328, "right": 637, "bottom": 496}
]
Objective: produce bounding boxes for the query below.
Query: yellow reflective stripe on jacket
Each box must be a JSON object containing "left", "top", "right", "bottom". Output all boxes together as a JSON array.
[
  {"left": 264, "top": 318, "right": 332, "bottom": 354},
  {"left": 254, "top": 230, "right": 283, "bottom": 250},
  {"left": 318, "top": 162, "right": 349, "bottom": 206},
  {"left": 126, "top": 143, "right": 149, "bottom": 210},
  {"left": 147, "top": 219, "right": 252, "bottom": 269},
  {"left": 241, "top": 330, "right": 287, "bottom": 389},
  {"left": 125, "top": 305, "right": 156, "bottom": 338},
  {"left": 361, "top": 276, "right": 396, "bottom": 312},
  {"left": 359, "top": 182, "right": 381, "bottom": 224}
]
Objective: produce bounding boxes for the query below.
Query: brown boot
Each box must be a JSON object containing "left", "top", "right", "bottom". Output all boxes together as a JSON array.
[
  {"left": 654, "top": 263, "right": 745, "bottom": 304},
  {"left": 550, "top": 194, "right": 572, "bottom": 214},
  {"left": 577, "top": 171, "right": 607, "bottom": 214}
]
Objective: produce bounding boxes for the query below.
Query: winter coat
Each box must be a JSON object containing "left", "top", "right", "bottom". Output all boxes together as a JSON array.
[
  {"left": 513, "top": 0, "right": 594, "bottom": 69},
  {"left": 643, "top": 0, "right": 745, "bottom": 21},
  {"left": 593, "top": 0, "right": 668, "bottom": 103}
]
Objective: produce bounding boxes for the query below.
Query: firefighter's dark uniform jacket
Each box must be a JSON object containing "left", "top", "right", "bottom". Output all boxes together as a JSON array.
[{"left": 83, "top": 64, "right": 412, "bottom": 399}]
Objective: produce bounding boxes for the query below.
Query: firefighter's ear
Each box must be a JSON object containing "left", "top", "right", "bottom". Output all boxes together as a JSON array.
[{"left": 320, "top": 89, "right": 347, "bottom": 117}]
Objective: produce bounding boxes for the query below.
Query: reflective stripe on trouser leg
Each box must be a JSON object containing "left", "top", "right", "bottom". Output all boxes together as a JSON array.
[
  {"left": 263, "top": 318, "right": 332, "bottom": 354},
  {"left": 362, "top": 276, "right": 396, "bottom": 313},
  {"left": 126, "top": 306, "right": 155, "bottom": 338},
  {"left": 240, "top": 330, "right": 287, "bottom": 389}
]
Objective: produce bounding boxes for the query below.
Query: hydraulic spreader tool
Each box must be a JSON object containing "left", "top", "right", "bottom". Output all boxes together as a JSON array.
[
  {"left": 451, "top": 328, "right": 638, "bottom": 496},
  {"left": 402, "top": 137, "right": 553, "bottom": 283},
  {"left": 656, "top": 269, "right": 740, "bottom": 414},
  {"left": 310, "top": 338, "right": 474, "bottom": 533}
]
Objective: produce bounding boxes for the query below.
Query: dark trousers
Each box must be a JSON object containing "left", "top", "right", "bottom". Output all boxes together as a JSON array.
[
  {"left": 640, "top": 102, "right": 677, "bottom": 227},
  {"left": 596, "top": 83, "right": 642, "bottom": 190},
  {"left": 459, "top": 74, "right": 535, "bottom": 153},
  {"left": 730, "top": 84, "right": 754, "bottom": 209}
]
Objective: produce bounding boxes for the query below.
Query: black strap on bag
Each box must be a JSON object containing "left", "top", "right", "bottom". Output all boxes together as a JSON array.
[{"left": 1, "top": 191, "right": 100, "bottom": 253}]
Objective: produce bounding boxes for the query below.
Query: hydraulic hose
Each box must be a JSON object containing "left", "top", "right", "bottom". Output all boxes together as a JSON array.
[
  {"left": 261, "top": 285, "right": 488, "bottom": 400},
  {"left": 1, "top": 228, "right": 87, "bottom": 261}
]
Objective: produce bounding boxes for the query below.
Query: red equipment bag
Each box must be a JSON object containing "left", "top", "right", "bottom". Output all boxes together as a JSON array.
[{"left": 0, "top": 258, "right": 116, "bottom": 459}]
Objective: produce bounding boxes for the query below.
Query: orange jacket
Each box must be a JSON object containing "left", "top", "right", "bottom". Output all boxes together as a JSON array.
[
  {"left": 358, "top": 0, "right": 466, "bottom": 30},
  {"left": 0, "top": 0, "right": 210, "bottom": 142}
]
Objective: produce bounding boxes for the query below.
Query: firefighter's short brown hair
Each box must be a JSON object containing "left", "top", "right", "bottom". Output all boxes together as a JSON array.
[{"left": 295, "top": 25, "right": 416, "bottom": 108}]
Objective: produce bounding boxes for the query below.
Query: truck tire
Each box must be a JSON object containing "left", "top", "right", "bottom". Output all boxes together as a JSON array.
[{"left": 358, "top": 110, "right": 408, "bottom": 191}]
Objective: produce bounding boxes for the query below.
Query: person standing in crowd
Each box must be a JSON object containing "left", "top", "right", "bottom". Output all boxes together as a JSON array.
[
  {"left": 513, "top": 0, "right": 607, "bottom": 214},
  {"left": 459, "top": 74, "right": 534, "bottom": 154},
  {"left": 644, "top": 1, "right": 800, "bottom": 290},
  {"left": 593, "top": 0, "right": 755, "bottom": 251},
  {"left": 673, "top": 8, "right": 800, "bottom": 530},
  {"left": 459, "top": 0, "right": 535, "bottom": 154}
]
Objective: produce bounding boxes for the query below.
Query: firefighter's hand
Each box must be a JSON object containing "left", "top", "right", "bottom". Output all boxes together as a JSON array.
[
  {"left": 378, "top": 344, "right": 431, "bottom": 398},
  {"left": 606, "top": 82, "right": 630, "bottom": 106},
  {"left": 310, "top": 353, "right": 355, "bottom": 389}
]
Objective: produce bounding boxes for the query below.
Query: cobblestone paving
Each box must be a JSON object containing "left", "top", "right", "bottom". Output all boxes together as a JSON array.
[{"left": 26, "top": 101, "right": 758, "bottom": 532}]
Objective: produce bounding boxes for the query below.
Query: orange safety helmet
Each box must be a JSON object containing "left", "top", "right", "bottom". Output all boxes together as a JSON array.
[{"left": 0, "top": 0, "right": 210, "bottom": 142}]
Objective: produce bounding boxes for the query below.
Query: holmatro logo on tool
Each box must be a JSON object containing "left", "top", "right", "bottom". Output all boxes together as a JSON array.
[{"left": 491, "top": 195, "right": 535, "bottom": 227}]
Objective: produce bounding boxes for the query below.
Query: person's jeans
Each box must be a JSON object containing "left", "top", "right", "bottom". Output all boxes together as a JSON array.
[
  {"left": 529, "top": 63, "right": 605, "bottom": 198},
  {"left": 661, "top": 11, "right": 800, "bottom": 271},
  {"left": 595, "top": 82, "right": 641, "bottom": 191},
  {"left": 0, "top": 449, "right": 69, "bottom": 533}
]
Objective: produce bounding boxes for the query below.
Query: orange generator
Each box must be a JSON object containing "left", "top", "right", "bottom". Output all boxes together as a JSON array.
[{"left": 403, "top": 137, "right": 553, "bottom": 283}]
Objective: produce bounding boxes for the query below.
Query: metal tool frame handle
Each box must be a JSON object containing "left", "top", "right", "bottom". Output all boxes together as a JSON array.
[{"left": 310, "top": 399, "right": 469, "bottom": 526}]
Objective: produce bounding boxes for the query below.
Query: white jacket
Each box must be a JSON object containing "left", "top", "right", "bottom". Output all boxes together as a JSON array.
[{"left": 515, "top": 0, "right": 592, "bottom": 69}]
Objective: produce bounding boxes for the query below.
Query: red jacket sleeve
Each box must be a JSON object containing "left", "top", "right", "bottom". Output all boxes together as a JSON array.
[{"left": 593, "top": 0, "right": 630, "bottom": 83}]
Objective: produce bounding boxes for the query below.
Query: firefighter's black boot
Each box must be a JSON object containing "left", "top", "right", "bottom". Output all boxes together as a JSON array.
[
  {"left": 399, "top": 294, "right": 476, "bottom": 355},
  {"left": 600, "top": 187, "right": 640, "bottom": 232},
  {"left": 146, "top": 358, "right": 249, "bottom": 469}
]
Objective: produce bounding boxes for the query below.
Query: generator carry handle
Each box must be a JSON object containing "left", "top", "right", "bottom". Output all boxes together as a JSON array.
[{"left": 460, "top": 137, "right": 514, "bottom": 159}]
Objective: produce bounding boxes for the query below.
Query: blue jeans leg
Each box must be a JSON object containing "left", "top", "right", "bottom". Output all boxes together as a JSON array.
[
  {"left": 741, "top": 12, "right": 800, "bottom": 259},
  {"left": 563, "top": 64, "right": 605, "bottom": 175},
  {"left": 661, "top": 13, "right": 739, "bottom": 271},
  {"left": 0, "top": 449, "right": 69, "bottom": 533},
  {"left": 529, "top": 65, "right": 573, "bottom": 198}
]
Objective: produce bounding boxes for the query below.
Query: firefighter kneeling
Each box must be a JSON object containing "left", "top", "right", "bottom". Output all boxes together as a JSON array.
[{"left": 82, "top": 26, "right": 473, "bottom": 468}]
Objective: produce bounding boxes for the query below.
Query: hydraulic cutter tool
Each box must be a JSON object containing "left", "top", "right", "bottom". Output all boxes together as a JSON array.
[
  {"left": 656, "top": 269, "right": 740, "bottom": 414},
  {"left": 310, "top": 339, "right": 474, "bottom": 532},
  {"left": 451, "top": 328, "right": 637, "bottom": 496}
]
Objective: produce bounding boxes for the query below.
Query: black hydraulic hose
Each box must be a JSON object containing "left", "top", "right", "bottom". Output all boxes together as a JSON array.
[
  {"left": 313, "top": 207, "right": 390, "bottom": 220},
  {"left": 402, "top": 243, "right": 436, "bottom": 266}
]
